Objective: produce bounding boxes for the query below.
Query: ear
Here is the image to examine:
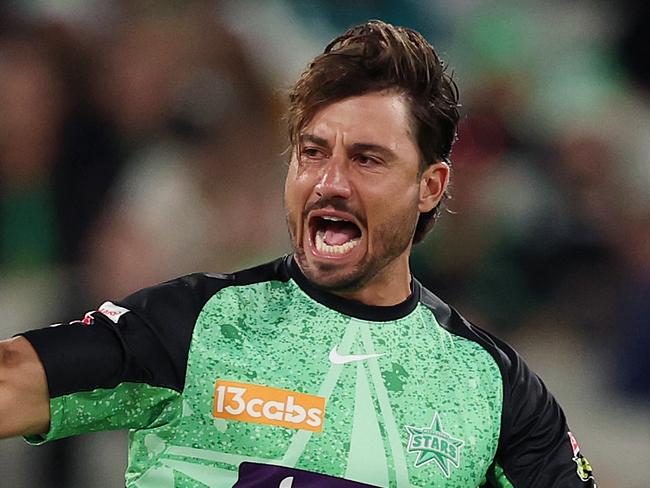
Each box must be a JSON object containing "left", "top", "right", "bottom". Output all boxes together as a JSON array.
[{"left": 418, "top": 160, "right": 450, "bottom": 213}]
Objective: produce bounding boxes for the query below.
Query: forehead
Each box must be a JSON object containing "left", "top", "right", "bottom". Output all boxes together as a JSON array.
[{"left": 302, "top": 92, "right": 416, "bottom": 152}]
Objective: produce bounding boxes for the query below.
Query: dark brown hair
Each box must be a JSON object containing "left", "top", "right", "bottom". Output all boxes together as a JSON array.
[{"left": 288, "top": 20, "right": 460, "bottom": 243}]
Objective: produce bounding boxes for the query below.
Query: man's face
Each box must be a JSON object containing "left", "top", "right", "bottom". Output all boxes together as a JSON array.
[{"left": 284, "top": 91, "right": 444, "bottom": 292}]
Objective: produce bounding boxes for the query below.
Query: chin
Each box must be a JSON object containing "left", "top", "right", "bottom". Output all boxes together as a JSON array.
[{"left": 300, "top": 257, "right": 370, "bottom": 292}]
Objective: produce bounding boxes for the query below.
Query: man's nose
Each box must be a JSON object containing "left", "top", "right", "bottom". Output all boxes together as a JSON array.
[{"left": 314, "top": 156, "right": 352, "bottom": 200}]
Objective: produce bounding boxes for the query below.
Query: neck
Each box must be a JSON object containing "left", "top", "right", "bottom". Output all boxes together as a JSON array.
[{"left": 334, "top": 253, "right": 413, "bottom": 306}]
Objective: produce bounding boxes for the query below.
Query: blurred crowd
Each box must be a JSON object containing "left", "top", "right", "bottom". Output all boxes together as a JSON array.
[{"left": 0, "top": 1, "right": 648, "bottom": 487}]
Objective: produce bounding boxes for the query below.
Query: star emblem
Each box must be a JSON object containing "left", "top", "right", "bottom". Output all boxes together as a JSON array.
[{"left": 405, "top": 412, "right": 464, "bottom": 477}]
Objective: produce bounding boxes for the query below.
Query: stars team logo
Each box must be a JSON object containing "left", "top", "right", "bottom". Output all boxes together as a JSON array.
[{"left": 405, "top": 412, "right": 464, "bottom": 477}]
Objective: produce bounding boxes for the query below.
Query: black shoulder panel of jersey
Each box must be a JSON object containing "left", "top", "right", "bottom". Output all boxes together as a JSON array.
[
  {"left": 419, "top": 286, "right": 596, "bottom": 488},
  {"left": 20, "top": 257, "right": 290, "bottom": 399}
]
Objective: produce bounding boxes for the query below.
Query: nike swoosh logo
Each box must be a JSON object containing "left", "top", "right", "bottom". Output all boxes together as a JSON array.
[{"left": 329, "top": 346, "right": 384, "bottom": 364}]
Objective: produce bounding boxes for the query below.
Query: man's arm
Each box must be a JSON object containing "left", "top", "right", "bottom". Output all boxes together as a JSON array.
[
  {"left": 0, "top": 272, "right": 230, "bottom": 444},
  {"left": 0, "top": 336, "right": 50, "bottom": 438},
  {"left": 485, "top": 332, "right": 597, "bottom": 487}
]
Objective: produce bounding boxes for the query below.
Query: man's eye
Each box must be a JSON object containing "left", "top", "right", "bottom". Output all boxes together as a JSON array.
[
  {"left": 301, "top": 147, "right": 324, "bottom": 160},
  {"left": 356, "top": 155, "right": 380, "bottom": 167}
]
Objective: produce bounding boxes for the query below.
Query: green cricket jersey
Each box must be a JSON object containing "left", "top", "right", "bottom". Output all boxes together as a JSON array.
[{"left": 21, "top": 256, "right": 596, "bottom": 487}]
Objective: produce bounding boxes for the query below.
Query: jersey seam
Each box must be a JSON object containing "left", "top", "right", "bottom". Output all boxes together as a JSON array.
[
  {"left": 50, "top": 378, "right": 182, "bottom": 399},
  {"left": 416, "top": 303, "right": 506, "bottom": 481}
]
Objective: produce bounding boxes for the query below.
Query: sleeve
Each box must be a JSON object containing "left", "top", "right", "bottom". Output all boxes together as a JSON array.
[
  {"left": 17, "top": 273, "right": 227, "bottom": 443},
  {"left": 485, "top": 334, "right": 597, "bottom": 488}
]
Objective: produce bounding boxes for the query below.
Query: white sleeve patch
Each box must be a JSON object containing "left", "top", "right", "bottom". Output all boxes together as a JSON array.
[{"left": 97, "top": 301, "right": 130, "bottom": 324}]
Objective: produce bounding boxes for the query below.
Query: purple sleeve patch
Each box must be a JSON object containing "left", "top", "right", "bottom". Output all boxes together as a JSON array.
[{"left": 234, "top": 462, "right": 380, "bottom": 487}]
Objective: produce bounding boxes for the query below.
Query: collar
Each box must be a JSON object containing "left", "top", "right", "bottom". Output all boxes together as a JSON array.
[{"left": 285, "top": 255, "right": 420, "bottom": 322}]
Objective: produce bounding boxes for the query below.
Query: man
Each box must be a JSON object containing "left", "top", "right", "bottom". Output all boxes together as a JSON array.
[{"left": 0, "top": 20, "right": 595, "bottom": 487}]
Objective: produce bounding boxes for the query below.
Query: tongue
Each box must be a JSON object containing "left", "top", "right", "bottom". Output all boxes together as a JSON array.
[{"left": 324, "top": 222, "right": 358, "bottom": 246}]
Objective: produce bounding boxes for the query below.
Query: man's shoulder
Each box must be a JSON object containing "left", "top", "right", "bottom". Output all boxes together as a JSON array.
[
  {"left": 117, "top": 256, "right": 291, "bottom": 314},
  {"left": 417, "top": 282, "right": 522, "bottom": 381},
  {"left": 220, "top": 255, "right": 291, "bottom": 287}
]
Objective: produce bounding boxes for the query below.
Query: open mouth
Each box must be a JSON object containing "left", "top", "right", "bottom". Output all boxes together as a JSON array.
[{"left": 308, "top": 214, "right": 363, "bottom": 257}]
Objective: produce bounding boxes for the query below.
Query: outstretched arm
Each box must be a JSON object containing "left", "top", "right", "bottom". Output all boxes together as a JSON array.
[{"left": 0, "top": 336, "right": 50, "bottom": 438}]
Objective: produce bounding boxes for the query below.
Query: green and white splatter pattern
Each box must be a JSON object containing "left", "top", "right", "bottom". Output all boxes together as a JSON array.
[{"left": 31, "top": 279, "right": 503, "bottom": 487}]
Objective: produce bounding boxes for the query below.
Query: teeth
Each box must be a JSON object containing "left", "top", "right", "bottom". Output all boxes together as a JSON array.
[
  {"left": 322, "top": 216, "right": 344, "bottom": 222},
  {"left": 315, "top": 229, "right": 360, "bottom": 255}
]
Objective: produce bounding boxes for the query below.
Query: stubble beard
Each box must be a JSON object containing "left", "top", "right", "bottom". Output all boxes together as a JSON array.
[{"left": 286, "top": 209, "right": 418, "bottom": 294}]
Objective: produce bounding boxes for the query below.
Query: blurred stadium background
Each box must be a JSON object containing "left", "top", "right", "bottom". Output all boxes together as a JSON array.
[{"left": 0, "top": 0, "right": 648, "bottom": 486}]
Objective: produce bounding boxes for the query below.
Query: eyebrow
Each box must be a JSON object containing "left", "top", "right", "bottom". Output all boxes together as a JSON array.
[
  {"left": 299, "top": 133, "right": 398, "bottom": 161},
  {"left": 300, "top": 133, "right": 328, "bottom": 147}
]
